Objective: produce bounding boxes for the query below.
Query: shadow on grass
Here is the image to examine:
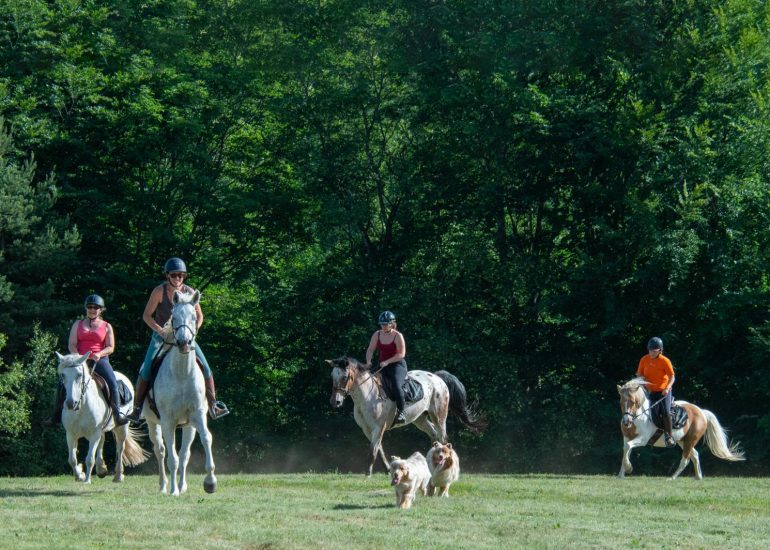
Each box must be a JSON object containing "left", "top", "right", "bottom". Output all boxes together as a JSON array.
[
  {"left": 0, "top": 489, "right": 98, "bottom": 497},
  {"left": 333, "top": 503, "right": 393, "bottom": 510}
]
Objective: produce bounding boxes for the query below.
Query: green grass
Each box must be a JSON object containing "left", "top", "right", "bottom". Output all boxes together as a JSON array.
[{"left": 1, "top": 473, "right": 768, "bottom": 549}]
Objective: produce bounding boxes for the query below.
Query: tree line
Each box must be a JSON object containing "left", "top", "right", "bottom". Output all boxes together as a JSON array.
[{"left": 1, "top": 0, "right": 769, "bottom": 475}]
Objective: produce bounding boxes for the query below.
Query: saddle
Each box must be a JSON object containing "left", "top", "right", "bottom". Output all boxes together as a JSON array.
[
  {"left": 91, "top": 371, "right": 133, "bottom": 406},
  {"left": 379, "top": 373, "right": 424, "bottom": 405},
  {"left": 647, "top": 400, "right": 688, "bottom": 446}
]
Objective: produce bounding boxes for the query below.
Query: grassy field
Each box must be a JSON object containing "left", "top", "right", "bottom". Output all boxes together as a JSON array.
[{"left": 0, "top": 472, "right": 768, "bottom": 549}]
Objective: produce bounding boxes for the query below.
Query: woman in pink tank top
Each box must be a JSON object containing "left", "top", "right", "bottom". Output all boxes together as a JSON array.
[
  {"left": 41, "top": 294, "right": 129, "bottom": 427},
  {"left": 365, "top": 310, "right": 408, "bottom": 424}
]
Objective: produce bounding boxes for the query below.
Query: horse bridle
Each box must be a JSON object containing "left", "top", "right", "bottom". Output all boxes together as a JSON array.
[
  {"left": 332, "top": 362, "right": 387, "bottom": 397},
  {"left": 66, "top": 360, "right": 96, "bottom": 410},
  {"left": 171, "top": 306, "right": 197, "bottom": 347},
  {"left": 621, "top": 390, "right": 666, "bottom": 423}
]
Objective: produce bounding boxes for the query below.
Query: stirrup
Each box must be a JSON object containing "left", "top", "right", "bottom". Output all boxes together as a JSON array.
[
  {"left": 393, "top": 411, "right": 407, "bottom": 425},
  {"left": 664, "top": 434, "right": 677, "bottom": 448},
  {"left": 125, "top": 408, "right": 144, "bottom": 424},
  {"left": 208, "top": 400, "right": 230, "bottom": 420}
]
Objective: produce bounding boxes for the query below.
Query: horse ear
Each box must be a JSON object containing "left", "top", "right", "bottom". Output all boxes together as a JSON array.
[
  {"left": 173, "top": 290, "right": 181, "bottom": 304},
  {"left": 55, "top": 351, "right": 64, "bottom": 361},
  {"left": 79, "top": 351, "right": 91, "bottom": 363},
  {"left": 617, "top": 385, "right": 622, "bottom": 394},
  {"left": 324, "top": 359, "right": 333, "bottom": 365},
  {"left": 192, "top": 290, "right": 201, "bottom": 305},
  {"left": 446, "top": 443, "right": 453, "bottom": 449}
]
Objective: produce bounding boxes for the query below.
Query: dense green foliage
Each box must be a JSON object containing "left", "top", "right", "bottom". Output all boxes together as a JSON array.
[{"left": 1, "top": 0, "right": 770, "bottom": 474}]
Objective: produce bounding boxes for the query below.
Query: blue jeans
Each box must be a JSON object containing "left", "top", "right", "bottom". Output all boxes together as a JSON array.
[
  {"left": 138, "top": 332, "right": 212, "bottom": 380},
  {"left": 90, "top": 357, "right": 118, "bottom": 397}
]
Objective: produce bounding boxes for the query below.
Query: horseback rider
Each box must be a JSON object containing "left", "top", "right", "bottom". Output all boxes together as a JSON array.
[
  {"left": 42, "top": 294, "right": 129, "bottom": 427},
  {"left": 125, "top": 257, "right": 229, "bottom": 423},
  {"left": 636, "top": 336, "right": 676, "bottom": 447},
  {"left": 365, "top": 310, "right": 408, "bottom": 425}
]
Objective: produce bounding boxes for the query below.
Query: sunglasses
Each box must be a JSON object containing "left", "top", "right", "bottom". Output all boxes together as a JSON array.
[
  {"left": 168, "top": 273, "right": 186, "bottom": 279},
  {"left": 86, "top": 305, "right": 101, "bottom": 310}
]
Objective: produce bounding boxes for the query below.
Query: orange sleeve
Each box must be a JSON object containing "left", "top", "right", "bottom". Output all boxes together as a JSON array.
[{"left": 662, "top": 356, "right": 674, "bottom": 377}]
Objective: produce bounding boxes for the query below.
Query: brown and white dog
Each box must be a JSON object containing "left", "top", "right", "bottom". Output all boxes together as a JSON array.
[
  {"left": 426, "top": 441, "right": 460, "bottom": 497},
  {"left": 389, "top": 452, "right": 431, "bottom": 509}
]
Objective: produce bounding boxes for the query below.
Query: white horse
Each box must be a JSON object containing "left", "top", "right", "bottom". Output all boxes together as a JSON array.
[
  {"left": 618, "top": 377, "right": 745, "bottom": 480},
  {"left": 56, "top": 352, "right": 149, "bottom": 483},
  {"left": 327, "top": 356, "right": 486, "bottom": 476},
  {"left": 140, "top": 290, "right": 217, "bottom": 496}
]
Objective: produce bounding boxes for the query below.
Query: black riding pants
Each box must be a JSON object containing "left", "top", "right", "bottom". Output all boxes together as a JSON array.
[
  {"left": 382, "top": 360, "right": 407, "bottom": 412},
  {"left": 649, "top": 390, "right": 673, "bottom": 425},
  {"left": 90, "top": 357, "right": 120, "bottom": 409}
]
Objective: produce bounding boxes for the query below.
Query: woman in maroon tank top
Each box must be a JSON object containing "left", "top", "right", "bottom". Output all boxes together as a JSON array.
[{"left": 365, "top": 310, "right": 408, "bottom": 424}]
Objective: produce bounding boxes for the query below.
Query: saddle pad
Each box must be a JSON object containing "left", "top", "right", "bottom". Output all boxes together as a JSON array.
[
  {"left": 117, "top": 380, "right": 132, "bottom": 406},
  {"left": 651, "top": 402, "right": 689, "bottom": 430},
  {"left": 381, "top": 374, "right": 424, "bottom": 404}
]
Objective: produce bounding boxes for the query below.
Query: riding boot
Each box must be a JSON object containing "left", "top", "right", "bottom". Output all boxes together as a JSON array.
[
  {"left": 663, "top": 415, "right": 676, "bottom": 447},
  {"left": 111, "top": 389, "right": 129, "bottom": 426},
  {"left": 40, "top": 385, "right": 66, "bottom": 428},
  {"left": 125, "top": 377, "right": 149, "bottom": 423},
  {"left": 393, "top": 410, "right": 407, "bottom": 425},
  {"left": 204, "top": 375, "right": 230, "bottom": 419}
]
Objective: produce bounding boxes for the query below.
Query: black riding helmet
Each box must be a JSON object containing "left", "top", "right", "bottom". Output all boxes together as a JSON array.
[
  {"left": 164, "top": 257, "right": 187, "bottom": 274},
  {"left": 378, "top": 310, "right": 396, "bottom": 325},
  {"left": 84, "top": 294, "right": 105, "bottom": 310},
  {"left": 647, "top": 336, "right": 664, "bottom": 351}
]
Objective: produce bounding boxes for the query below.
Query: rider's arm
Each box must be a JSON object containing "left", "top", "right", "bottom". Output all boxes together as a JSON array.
[
  {"left": 101, "top": 323, "right": 115, "bottom": 358},
  {"left": 365, "top": 332, "right": 378, "bottom": 366},
  {"left": 142, "top": 286, "right": 165, "bottom": 334},
  {"left": 194, "top": 302, "right": 204, "bottom": 330},
  {"left": 67, "top": 321, "right": 79, "bottom": 354}
]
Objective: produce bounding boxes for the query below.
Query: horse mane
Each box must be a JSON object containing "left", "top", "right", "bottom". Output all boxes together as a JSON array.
[{"left": 620, "top": 377, "right": 648, "bottom": 394}]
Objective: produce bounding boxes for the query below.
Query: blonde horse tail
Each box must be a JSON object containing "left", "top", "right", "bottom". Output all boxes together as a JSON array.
[
  {"left": 122, "top": 425, "right": 152, "bottom": 467},
  {"left": 702, "top": 409, "right": 745, "bottom": 462}
]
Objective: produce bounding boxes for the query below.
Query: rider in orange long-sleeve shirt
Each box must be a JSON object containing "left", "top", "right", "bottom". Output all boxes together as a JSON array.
[{"left": 636, "top": 336, "right": 676, "bottom": 447}]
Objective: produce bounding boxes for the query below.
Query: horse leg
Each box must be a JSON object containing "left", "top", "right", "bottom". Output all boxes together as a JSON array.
[
  {"left": 618, "top": 439, "right": 637, "bottom": 478},
  {"left": 83, "top": 430, "right": 102, "bottom": 484},
  {"left": 191, "top": 412, "right": 217, "bottom": 494},
  {"left": 412, "top": 414, "right": 440, "bottom": 442},
  {"left": 146, "top": 420, "right": 168, "bottom": 494},
  {"left": 95, "top": 433, "right": 109, "bottom": 479},
  {"left": 112, "top": 425, "right": 127, "bottom": 482},
  {"left": 431, "top": 391, "right": 449, "bottom": 444},
  {"left": 177, "top": 424, "right": 197, "bottom": 495},
  {"left": 671, "top": 434, "right": 699, "bottom": 481},
  {"left": 66, "top": 432, "right": 85, "bottom": 482},
  {"left": 689, "top": 448, "right": 703, "bottom": 480},
  {"left": 161, "top": 419, "right": 180, "bottom": 496},
  {"left": 368, "top": 424, "right": 387, "bottom": 477}
]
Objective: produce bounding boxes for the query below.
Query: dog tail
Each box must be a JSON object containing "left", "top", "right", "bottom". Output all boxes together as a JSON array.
[{"left": 435, "top": 370, "right": 487, "bottom": 435}]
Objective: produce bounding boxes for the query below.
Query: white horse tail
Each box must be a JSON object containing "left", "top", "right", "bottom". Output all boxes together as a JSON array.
[
  {"left": 702, "top": 409, "right": 746, "bottom": 462},
  {"left": 122, "top": 425, "right": 152, "bottom": 467}
]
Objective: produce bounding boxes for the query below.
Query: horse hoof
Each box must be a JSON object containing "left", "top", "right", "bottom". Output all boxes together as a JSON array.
[
  {"left": 97, "top": 470, "right": 109, "bottom": 479},
  {"left": 204, "top": 480, "right": 217, "bottom": 494},
  {"left": 112, "top": 475, "right": 124, "bottom": 483}
]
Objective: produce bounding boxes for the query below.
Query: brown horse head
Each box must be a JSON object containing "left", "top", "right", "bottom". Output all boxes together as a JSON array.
[
  {"left": 617, "top": 377, "right": 647, "bottom": 429},
  {"left": 326, "top": 356, "right": 367, "bottom": 408}
]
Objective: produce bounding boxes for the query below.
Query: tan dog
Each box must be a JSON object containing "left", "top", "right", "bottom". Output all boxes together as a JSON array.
[
  {"left": 389, "top": 452, "right": 431, "bottom": 509},
  {"left": 427, "top": 441, "right": 460, "bottom": 497}
]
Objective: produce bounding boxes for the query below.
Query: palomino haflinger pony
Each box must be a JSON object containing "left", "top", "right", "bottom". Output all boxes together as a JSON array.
[
  {"left": 140, "top": 290, "right": 217, "bottom": 496},
  {"left": 56, "top": 352, "right": 150, "bottom": 483},
  {"left": 327, "top": 356, "right": 486, "bottom": 476},
  {"left": 617, "top": 377, "right": 745, "bottom": 479}
]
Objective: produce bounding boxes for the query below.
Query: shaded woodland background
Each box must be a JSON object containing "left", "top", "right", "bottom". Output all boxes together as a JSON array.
[{"left": 2, "top": 0, "right": 770, "bottom": 475}]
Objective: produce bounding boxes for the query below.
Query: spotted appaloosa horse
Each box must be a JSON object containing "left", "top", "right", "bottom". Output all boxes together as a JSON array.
[
  {"left": 617, "top": 377, "right": 745, "bottom": 479},
  {"left": 327, "top": 356, "right": 485, "bottom": 476}
]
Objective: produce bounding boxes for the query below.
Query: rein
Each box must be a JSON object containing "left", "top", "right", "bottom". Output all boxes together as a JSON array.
[
  {"left": 333, "top": 362, "right": 388, "bottom": 397},
  {"left": 622, "top": 392, "right": 667, "bottom": 422}
]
